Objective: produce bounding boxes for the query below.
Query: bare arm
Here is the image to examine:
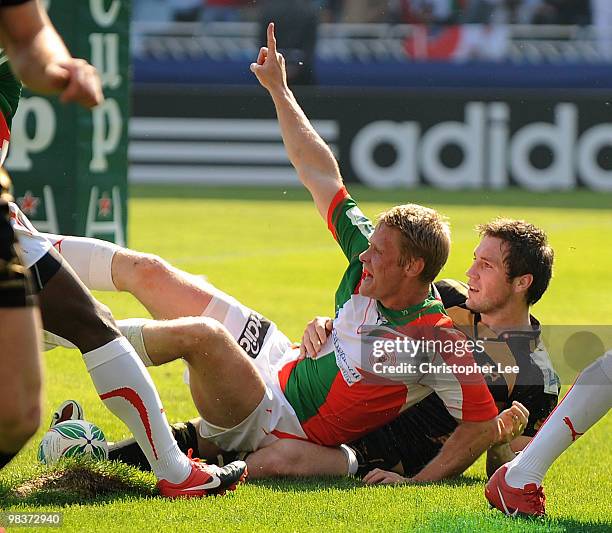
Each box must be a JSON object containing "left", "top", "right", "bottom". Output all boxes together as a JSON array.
[
  {"left": 415, "top": 419, "right": 497, "bottom": 482},
  {"left": 364, "top": 402, "right": 529, "bottom": 484},
  {"left": 251, "top": 22, "right": 343, "bottom": 219},
  {"left": 0, "top": 0, "right": 102, "bottom": 107}
]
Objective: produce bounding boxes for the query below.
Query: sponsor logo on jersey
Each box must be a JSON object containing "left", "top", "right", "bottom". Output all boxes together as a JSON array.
[
  {"left": 238, "top": 313, "right": 271, "bottom": 358},
  {"left": 332, "top": 328, "right": 362, "bottom": 386},
  {"left": 346, "top": 206, "right": 374, "bottom": 240}
]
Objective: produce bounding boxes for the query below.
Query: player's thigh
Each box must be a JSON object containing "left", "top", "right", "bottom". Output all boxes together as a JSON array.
[
  {"left": 186, "top": 332, "right": 267, "bottom": 428},
  {"left": 247, "top": 439, "right": 348, "bottom": 478},
  {"left": 145, "top": 316, "right": 267, "bottom": 427}
]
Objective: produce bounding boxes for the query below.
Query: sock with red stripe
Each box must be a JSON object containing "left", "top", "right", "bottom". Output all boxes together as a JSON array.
[
  {"left": 505, "top": 351, "right": 612, "bottom": 488},
  {"left": 83, "top": 337, "right": 191, "bottom": 483}
]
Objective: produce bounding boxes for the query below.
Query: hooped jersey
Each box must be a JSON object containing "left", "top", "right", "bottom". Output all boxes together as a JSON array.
[
  {"left": 436, "top": 278, "right": 559, "bottom": 436},
  {"left": 278, "top": 188, "right": 498, "bottom": 446}
]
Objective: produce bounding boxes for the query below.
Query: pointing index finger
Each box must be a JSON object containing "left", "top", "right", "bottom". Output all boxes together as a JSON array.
[{"left": 267, "top": 22, "right": 276, "bottom": 54}]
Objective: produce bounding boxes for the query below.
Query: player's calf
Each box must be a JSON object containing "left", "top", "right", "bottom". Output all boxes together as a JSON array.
[{"left": 0, "top": 400, "right": 40, "bottom": 455}]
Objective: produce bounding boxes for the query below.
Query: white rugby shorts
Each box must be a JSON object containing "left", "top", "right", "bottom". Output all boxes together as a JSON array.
[
  {"left": 189, "top": 290, "right": 308, "bottom": 451},
  {"left": 8, "top": 202, "right": 52, "bottom": 268}
]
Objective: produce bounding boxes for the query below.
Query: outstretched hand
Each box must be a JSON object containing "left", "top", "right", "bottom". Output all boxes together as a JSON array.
[
  {"left": 493, "top": 401, "right": 529, "bottom": 445},
  {"left": 250, "top": 22, "right": 288, "bottom": 93}
]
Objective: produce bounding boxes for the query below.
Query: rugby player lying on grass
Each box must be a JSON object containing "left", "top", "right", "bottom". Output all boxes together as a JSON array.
[
  {"left": 105, "top": 218, "right": 558, "bottom": 484},
  {"left": 289, "top": 219, "right": 559, "bottom": 484},
  {"left": 41, "top": 23, "right": 523, "bottom": 484}
]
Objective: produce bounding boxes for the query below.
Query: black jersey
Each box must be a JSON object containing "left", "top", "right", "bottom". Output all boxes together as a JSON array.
[{"left": 349, "top": 278, "right": 560, "bottom": 477}]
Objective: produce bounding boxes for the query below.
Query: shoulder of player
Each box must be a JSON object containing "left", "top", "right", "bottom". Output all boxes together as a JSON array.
[{"left": 435, "top": 278, "right": 469, "bottom": 309}]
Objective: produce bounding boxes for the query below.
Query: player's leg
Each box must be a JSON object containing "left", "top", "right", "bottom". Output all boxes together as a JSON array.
[
  {"left": 139, "top": 316, "right": 267, "bottom": 428},
  {"left": 42, "top": 234, "right": 214, "bottom": 319},
  {"left": 0, "top": 308, "right": 42, "bottom": 465},
  {"left": 0, "top": 203, "right": 42, "bottom": 467},
  {"left": 505, "top": 352, "right": 612, "bottom": 487},
  {"left": 109, "top": 418, "right": 353, "bottom": 479},
  {"left": 43, "top": 233, "right": 255, "bottom": 323},
  {"left": 13, "top": 209, "right": 199, "bottom": 487},
  {"left": 35, "top": 250, "right": 248, "bottom": 495},
  {"left": 34, "top": 250, "right": 196, "bottom": 484},
  {"left": 245, "top": 439, "right": 352, "bottom": 479},
  {"left": 486, "top": 351, "right": 612, "bottom": 515}
]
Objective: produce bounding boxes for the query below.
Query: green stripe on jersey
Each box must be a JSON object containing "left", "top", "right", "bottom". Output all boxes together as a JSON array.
[
  {"left": 378, "top": 292, "right": 447, "bottom": 326},
  {"left": 0, "top": 50, "right": 22, "bottom": 128},
  {"left": 283, "top": 352, "right": 340, "bottom": 422}
]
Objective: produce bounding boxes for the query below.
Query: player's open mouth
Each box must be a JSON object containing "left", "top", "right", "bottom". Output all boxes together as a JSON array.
[{"left": 468, "top": 284, "right": 479, "bottom": 293}]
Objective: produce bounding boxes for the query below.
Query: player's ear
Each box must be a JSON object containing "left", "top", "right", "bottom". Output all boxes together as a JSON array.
[
  {"left": 513, "top": 273, "right": 533, "bottom": 296},
  {"left": 405, "top": 256, "right": 425, "bottom": 279}
]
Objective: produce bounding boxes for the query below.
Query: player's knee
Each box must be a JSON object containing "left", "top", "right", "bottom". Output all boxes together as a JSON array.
[
  {"left": 256, "top": 440, "right": 305, "bottom": 476},
  {"left": 174, "top": 317, "right": 229, "bottom": 358},
  {"left": 128, "top": 253, "right": 173, "bottom": 291}
]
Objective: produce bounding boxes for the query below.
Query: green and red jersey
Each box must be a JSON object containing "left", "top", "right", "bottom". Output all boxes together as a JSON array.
[
  {"left": 0, "top": 50, "right": 23, "bottom": 165},
  {"left": 278, "top": 188, "right": 498, "bottom": 446}
]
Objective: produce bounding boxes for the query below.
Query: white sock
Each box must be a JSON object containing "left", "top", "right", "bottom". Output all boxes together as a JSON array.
[
  {"left": 83, "top": 337, "right": 191, "bottom": 483},
  {"left": 340, "top": 444, "right": 359, "bottom": 476},
  {"left": 42, "top": 233, "right": 119, "bottom": 291},
  {"left": 505, "top": 351, "right": 612, "bottom": 488},
  {"left": 117, "top": 318, "right": 154, "bottom": 366}
]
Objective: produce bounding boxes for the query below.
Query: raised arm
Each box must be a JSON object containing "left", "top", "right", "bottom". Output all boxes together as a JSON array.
[
  {"left": 251, "top": 22, "right": 343, "bottom": 220},
  {"left": 0, "top": 0, "right": 102, "bottom": 108}
]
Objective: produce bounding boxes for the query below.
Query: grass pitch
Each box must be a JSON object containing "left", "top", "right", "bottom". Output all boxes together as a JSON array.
[{"left": 1, "top": 185, "right": 610, "bottom": 532}]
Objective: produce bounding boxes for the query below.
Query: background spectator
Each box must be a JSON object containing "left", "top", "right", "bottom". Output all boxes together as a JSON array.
[
  {"left": 169, "top": 0, "right": 203, "bottom": 22},
  {"left": 319, "top": 0, "right": 344, "bottom": 23},
  {"left": 258, "top": 0, "right": 319, "bottom": 85},
  {"left": 203, "top": 0, "right": 252, "bottom": 23},
  {"left": 592, "top": 0, "right": 612, "bottom": 60},
  {"left": 532, "top": 0, "right": 591, "bottom": 25},
  {"left": 395, "top": 0, "right": 464, "bottom": 25},
  {"left": 342, "top": 0, "right": 392, "bottom": 23}
]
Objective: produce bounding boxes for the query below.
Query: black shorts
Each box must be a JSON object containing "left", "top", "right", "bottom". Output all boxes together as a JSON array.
[
  {"left": 349, "top": 393, "right": 458, "bottom": 478},
  {"left": 0, "top": 199, "right": 34, "bottom": 307}
]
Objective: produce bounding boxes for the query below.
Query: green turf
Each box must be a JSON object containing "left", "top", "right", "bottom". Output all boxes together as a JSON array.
[{"left": 1, "top": 185, "right": 610, "bottom": 532}]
